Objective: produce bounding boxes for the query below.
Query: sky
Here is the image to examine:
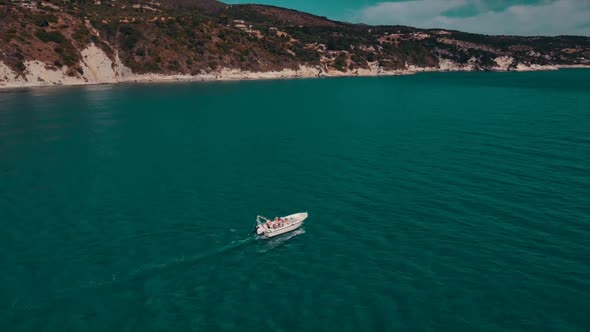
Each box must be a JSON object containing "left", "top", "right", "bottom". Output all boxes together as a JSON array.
[{"left": 223, "top": 0, "right": 590, "bottom": 36}]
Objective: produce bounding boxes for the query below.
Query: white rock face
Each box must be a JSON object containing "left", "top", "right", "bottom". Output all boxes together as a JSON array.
[
  {"left": 515, "top": 63, "right": 559, "bottom": 71},
  {"left": 0, "top": 62, "right": 27, "bottom": 85},
  {"left": 492, "top": 56, "right": 562, "bottom": 71},
  {"left": 80, "top": 44, "right": 119, "bottom": 83},
  {"left": 438, "top": 57, "right": 477, "bottom": 71},
  {"left": 0, "top": 43, "right": 129, "bottom": 88},
  {"left": 405, "top": 64, "right": 436, "bottom": 72},
  {"left": 494, "top": 56, "right": 514, "bottom": 71},
  {"left": 23, "top": 61, "right": 84, "bottom": 85}
]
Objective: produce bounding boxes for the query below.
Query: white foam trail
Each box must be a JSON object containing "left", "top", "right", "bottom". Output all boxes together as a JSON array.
[
  {"left": 258, "top": 228, "right": 306, "bottom": 253},
  {"left": 9, "top": 235, "right": 258, "bottom": 315}
]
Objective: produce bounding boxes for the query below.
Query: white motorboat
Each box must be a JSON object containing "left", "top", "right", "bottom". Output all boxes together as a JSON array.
[{"left": 255, "top": 212, "right": 308, "bottom": 238}]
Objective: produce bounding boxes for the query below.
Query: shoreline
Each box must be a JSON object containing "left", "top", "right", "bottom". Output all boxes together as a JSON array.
[
  {"left": 2, "top": 66, "right": 589, "bottom": 91},
  {"left": 1, "top": 43, "right": 589, "bottom": 91}
]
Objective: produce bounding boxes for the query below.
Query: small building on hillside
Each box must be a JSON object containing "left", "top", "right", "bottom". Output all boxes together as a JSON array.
[{"left": 11, "top": 0, "right": 37, "bottom": 7}]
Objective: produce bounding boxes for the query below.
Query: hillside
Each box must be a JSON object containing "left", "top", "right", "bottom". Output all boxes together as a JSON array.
[{"left": 1, "top": 0, "right": 589, "bottom": 87}]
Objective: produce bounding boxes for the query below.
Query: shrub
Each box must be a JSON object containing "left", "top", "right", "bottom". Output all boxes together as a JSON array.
[
  {"left": 15, "top": 61, "right": 26, "bottom": 72},
  {"left": 72, "top": 27, "right": 89, "bottom": 43},
  {"left": 61, "top": 52, "right": 78, "bottom": 66},
  {"left": 35, "top": 30, "right": 66, "bottom": 44},
  {"left": 165, "top": 20, "right": 178, "bottom": 37},
  {"left": 3, "top": 33, "right": 15, "bottom": 42},
  {"left": 35, "top": 29, "right": 79, "bottom": 66},
  {"left": 168, "top": 59, "right": 180, "bottom": 71},
  {"left": 191, "top": 16, "right": 202, "bottom": 26},
  {"left": 291, "top": 46, "right": 319, "bottom": 62},
  {"left": 326, "top": 35, "right": 348, "bottom": 51},
  {"left": 33, "top": 14, "right": 58, "bottom": 28},
  {"left": 351, "top": 53, "right": 363, "bottom": 63},
  {"left": 334, "top": 53, "right": 347, "bottom": 71},
  {"left": 119, "top": 24, "right": 141, "bottom": 50}
]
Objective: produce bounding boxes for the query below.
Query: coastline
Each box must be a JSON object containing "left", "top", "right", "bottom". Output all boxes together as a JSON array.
[{"left": 1, "top": 43, "right": 589, "bottom": 91}]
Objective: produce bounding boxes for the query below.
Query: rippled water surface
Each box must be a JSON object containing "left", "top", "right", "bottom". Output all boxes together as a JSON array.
[{"left": 1, "top": 71, "right": 589, "bottom": 331}]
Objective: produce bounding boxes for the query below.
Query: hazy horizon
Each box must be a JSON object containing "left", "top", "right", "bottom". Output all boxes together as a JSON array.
[{"left": 224, "top": 0, "right": 590, "bottom": 36}]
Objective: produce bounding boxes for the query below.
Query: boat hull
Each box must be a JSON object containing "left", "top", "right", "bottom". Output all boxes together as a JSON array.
[
  {"left": 260, "top": 212, "right": 308, "bottom": 238},
  {"left": 265, "top": 221, "right": 303, "bottom": 238}
]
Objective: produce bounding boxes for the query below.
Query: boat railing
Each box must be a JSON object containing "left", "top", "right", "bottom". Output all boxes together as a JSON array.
[
  {"left": 256, "top": 215, "right": 271, "bottom": 224},
  {"left": 258, "top": 220, "right": 299, "bottom": 232}
]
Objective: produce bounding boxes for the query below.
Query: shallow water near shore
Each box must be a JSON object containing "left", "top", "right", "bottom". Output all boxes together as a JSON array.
[{"left": 1, "top": 70, "right": 589, "bottom": 331}]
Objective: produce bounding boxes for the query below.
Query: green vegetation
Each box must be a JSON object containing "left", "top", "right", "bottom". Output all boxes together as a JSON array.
[
  {"left": 71, "top": 27, "right": 90, "bottom": 43},
  {"left": 3, "top": 31, "right": 16, "bottom": 42},
  {"left": 168, "top": 59, "right": 180, "bottom": 71},
  {"left": 333, "top": 53, "right": 347, "bottom": 71},
  {"left": 119, "top": 24, "right": 141, "bottom": 50},
  {"left": 35, "top": 29, "right": 79, "bottom": 66},
  {"left": 33, "top": 14, "right": 58, "bottom": 27},
  {"left": 35, "top": 29, "right": 66, "bottom": 44},
  {"left": 15, "top": 61, "right": 26, "bottom": 72},
  {"left": 0, "top": 0, "right": 587, "bottom": 76}
]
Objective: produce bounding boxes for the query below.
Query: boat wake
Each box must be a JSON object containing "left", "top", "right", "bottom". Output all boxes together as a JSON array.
[
  {"left": 257, "top": 228, "right": 305, "bottom": 253},
  {"left": 127, "top": 235, "right": 256, "bottom": 281},
  {"left": 5, "top": 234, "right": 258, "bottom": 316},
  {"left": 7, "top": 226, "right": 307, "bottom": 316}
]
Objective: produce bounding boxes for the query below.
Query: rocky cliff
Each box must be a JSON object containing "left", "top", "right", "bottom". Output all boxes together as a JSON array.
[{"left": 1, "top": 0, "right": 589, "bottom": 88}]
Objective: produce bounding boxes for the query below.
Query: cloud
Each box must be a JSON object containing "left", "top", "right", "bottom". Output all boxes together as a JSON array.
[{"left": 358, "top": 0, "right": 590, "bottom": 36}]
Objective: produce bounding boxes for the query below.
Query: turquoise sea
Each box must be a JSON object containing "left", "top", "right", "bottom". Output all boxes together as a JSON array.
[{"left": 1, "top": 70, "right": 589, "bottom": 331}]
